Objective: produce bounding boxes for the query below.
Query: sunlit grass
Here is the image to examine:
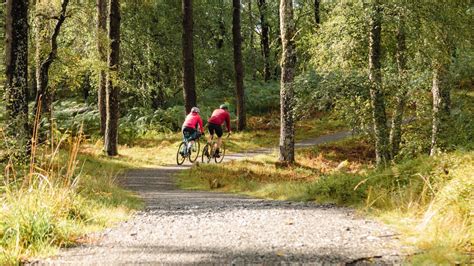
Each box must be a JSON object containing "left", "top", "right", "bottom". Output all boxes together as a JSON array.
[
  {"left": 0, "top": 113, "right": 345, "bottom": 263},
  {"left": 178, "top": 137, "right": 374, "bottom": 199},
  {"left": 177, "top": 137, "right": 473, "bottom": 264},
  {"left": 80, "top": 114, "right": 347, "bottom": 167},
  {"left": 0, "top": 183, "right": 132, "bottom": 263},
  {"left": 0, "top": 130, "right": 142, "bottom": 264}
]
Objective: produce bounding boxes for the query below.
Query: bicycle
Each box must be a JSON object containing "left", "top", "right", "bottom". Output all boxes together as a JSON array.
[
  {"left": 176, "top": 133, "right": 201, "bottom": 165},
  {"left": 201, "top": 133, "right": 230, "bottom": 164}
]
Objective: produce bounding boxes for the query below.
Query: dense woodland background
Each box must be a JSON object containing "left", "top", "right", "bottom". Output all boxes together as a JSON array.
[
  {"left": 0, "top": 0, "right": 473, "bottom": 263},
  {"left": 1, "top": 0, "right": 473, "bottom": 162}
]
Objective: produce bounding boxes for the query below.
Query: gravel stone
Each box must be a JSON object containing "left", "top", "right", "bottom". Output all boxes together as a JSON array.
[{"left": 30, "top": 131, "right": 408, "bottom": 265}]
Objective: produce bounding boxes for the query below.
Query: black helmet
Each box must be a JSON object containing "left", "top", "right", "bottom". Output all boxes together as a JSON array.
[{"left": 219, "top": 104, "right": 228, "bottom": 110}]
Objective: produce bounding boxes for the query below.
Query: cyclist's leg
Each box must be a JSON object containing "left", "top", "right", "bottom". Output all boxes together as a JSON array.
[
  {"left": 208, "top": 123, "right": 217, "bottom": 145},
  {"left": 183, "top": 127, "right": 196, "bottom": 152},
  {"left": 181, "top": 128, "right": 191, "bottom": 154},
  {"left": 208, "top": 125, "right": 214, "bottom": 142},
  {"left": 217, "top": 137, "right": 222, "bottom": 151},
  {"left": 188, "top": 129, "right": 198, "bottom": 149},
  {"left": 215, "top": 125, "right": 224, "bottom": 154}
]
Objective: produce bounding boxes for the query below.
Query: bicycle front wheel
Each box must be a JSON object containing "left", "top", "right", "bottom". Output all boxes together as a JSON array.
[
  {"left": 202, "top": 143, "right": 212, "bottom": 163},
  {"left": 176, "top": 142, "right": 186, "bottom": 165},
  {"left": 215, "top": 142, "right": 226, "bottom": 163},
  {"left": 188, "top": 139, "right": 200, "bottom": 163}
]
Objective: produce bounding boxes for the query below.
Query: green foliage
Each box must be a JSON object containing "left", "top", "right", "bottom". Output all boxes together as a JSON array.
[
  {"left": 294, "top": 70, "right": 371, "bottom": 129},
  {"left": 444, "top": 91, "right": 474, "bottom": 150},
  {"left": 244, "top": 81, "right": 280, "bottom": 114},
  {"left": 305, "top": 1, "right": 369, "bottom": 72},
  {"left": 295, "top": 0, "right": 473, "bottom": 158},
  {"left": 119, "top": 106, "right": 183, "bottom": 143},
  {"left": 53, "top": 100, "right": 100, "bottom": 134}
]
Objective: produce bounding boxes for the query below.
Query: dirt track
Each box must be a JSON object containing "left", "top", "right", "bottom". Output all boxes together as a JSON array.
[{"left": 34, "top": 131, "right": 406, "bottom": 265}]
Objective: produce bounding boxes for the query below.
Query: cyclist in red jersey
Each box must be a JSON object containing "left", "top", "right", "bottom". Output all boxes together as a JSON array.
[
  {"left": 207, "top": 104, "right": 232, "bottom": 157},
  {"left": 182, "top": 107, "right": 204, "bottom": 153}
]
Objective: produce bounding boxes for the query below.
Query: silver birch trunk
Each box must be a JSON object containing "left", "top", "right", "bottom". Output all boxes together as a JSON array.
[
  {"left": 430, "top": 64, "right": 449, "bottom": 156},
  {"left": 389, "top": 10, "right": 407, "bottom": 158},
  {"left": 368, "top": 0, "right": 390, "bottom": 167},
  {"left": 279, "top": 0, "right": 296, "bottom": 164}
]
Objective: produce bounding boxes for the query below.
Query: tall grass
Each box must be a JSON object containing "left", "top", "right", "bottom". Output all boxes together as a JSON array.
[
  {"left": 178, "top": 141, "right": 473, "bottom": 264},
  {"left": 0, "top": 110, "right": 139, "bottom": 264}
]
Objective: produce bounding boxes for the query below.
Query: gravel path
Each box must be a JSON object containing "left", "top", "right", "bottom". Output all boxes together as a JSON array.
[{"left": 34, "top": 131, "right": 406, "bottom": 265}]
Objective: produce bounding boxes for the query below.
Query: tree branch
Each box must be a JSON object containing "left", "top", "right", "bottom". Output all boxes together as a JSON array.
[{"left": 41, "top": 0, "right": 70, "bottom": 69}]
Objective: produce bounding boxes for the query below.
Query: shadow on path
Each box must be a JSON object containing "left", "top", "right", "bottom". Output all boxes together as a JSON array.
[{"left": 33, "top": 130, "right": 407, "bottom": 265}]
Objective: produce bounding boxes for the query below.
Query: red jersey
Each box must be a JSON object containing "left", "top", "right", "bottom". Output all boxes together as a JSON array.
[
  {"left": 182, "top": 112, "right": 204, "bottom": 133},
  {"left": 208, "top": 109, "right": 231, "bottom": 131}
]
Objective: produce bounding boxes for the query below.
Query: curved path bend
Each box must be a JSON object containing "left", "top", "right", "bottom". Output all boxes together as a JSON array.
[{"left": 36, "top": 131, "right": 406, "bottom": 265}]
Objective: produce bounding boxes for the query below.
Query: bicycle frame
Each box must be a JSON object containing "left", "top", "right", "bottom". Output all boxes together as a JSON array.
[{"left": 202, "top": 132, "right": 231, "bottom": 163}]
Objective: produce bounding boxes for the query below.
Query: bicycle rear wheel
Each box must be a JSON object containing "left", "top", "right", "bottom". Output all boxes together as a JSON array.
[
  {"left": 202, "top": 143, "right": 212, "bottom": 163},
  {"left": 215, "top": 142, "right": 226, "bottom": 163},
  {"left": 188, "top": 139, "right": 200, "bottom": 163},
  {"left": 176, "top": 142, "right": 186, "bottom": 165}
]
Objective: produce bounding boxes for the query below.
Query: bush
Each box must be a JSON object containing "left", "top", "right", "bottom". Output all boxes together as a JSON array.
[
  {"left": 53, "top": 100, "right": 100, "bottom": 135},
  {"left": 245, "top": 80, "right": 280, "bottom": 114},
  {"left": 50, "top": 100, "right": 183, "bottom": 143},
  {"left": 119, "top": 105, "right": 183, "bottom": 142}
]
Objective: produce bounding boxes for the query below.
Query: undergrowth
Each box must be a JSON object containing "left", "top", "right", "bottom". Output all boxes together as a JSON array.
[
  {"left": 0, "top": 126, "right": 141, "bottom": 264},
  {"left": 178, "top": 139, "right": 473, "bottom": 264}
]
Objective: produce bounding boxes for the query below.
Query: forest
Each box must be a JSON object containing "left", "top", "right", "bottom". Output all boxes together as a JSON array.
[{"left": 0, "top": 0, "right": 473, "bottom": 264}]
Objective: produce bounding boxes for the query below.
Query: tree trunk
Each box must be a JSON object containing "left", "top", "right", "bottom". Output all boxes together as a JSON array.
[
  {"left": 279, "top": 0, "right": 296, "bottom": 164},
  {"left": 81, "top": 72, "right": 91, "bottom": 102},
  {"left": 430, "top": 64, "right": 449, "bottom": 156},
  {"left": 368, "top": 0, "right": 390, "bottom": 167},
  {"left": 389, "top": 10, "right": 407, "bottom": 158},
  {"left": 150, "top": 60, "right": 164, "bottom": 109},
  {"left": 182, "top": 0, "right": 197, "bottom": 114},
  {"left": 248, "top": 0, "right": 256, "bottom": 80},
  {"left": 34, "top": 0, "right": 70, "bottom": 125},
  {"left": 232, "top": 0, "right": 246, "bottom": 131},
  {"left": 104, "top": 0, "right": 121, "bottom": 156},
  {"left": 29, "top": 64, "right": 36, "bottom": 102},
  {"left": 429, "top": 28, "right": 454, "bottom": 157},
  {"left": 258, "top": 0, "right": 271, "bottom": 82},
  {"left": 215, "top": 3, "right": 225, "bottom": 86},
  {"left": 5, "top": 0, "right": 29, "bottom": 151},
  {"left": 314, "top": 0, "right": 320, "bottom": 25},
  {"left": 97, "top": 0, "right": 107, "bottom": 136}
]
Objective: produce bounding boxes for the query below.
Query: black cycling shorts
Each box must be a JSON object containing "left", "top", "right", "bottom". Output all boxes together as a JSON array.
[
  {"left": 208, "top": 123, "right": 223, "bottom": 137},
  {"left": 182, "top": 127, "right": 198, "bottom": 140}
]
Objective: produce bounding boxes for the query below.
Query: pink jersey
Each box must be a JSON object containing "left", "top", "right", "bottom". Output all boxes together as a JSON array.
[
  {"left": 183, "top": 112, "right": 204, "bottom": 133},
  {"left": 208, "top": 109, "right": 231, "bottom": 131}
]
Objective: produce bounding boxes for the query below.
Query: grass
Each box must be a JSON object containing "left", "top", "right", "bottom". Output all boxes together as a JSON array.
[
  {"left": 0, "top": 113, "right": 341, "bottom": 264},
  {"left": 178, "top": 137, "right": 375, "bottom": 201},
  {"left": 177, "top": 137, "right": 473, "bottom": 264},
  {"left": 177, "top": 90, "right": 474, "bottom": 264},
  {"left": 0, "top": 129, "right": 142, "bottom": 264},
  {"left": 83, "top": 113, "right": 346, "bottom": 167}
]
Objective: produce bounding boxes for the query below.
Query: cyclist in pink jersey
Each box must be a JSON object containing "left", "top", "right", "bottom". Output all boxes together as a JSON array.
[
  {"left": 182, "top": 107, "right": 204, "bottom": 153},
  {"left": 207, "top": 104, "right": 232, "bottom": 157}
]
